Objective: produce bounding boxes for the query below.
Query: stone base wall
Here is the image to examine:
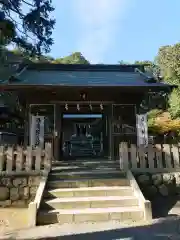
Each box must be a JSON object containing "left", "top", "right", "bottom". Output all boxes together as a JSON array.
[
  {"left": 134, "top": 172, "right": 180, "bottom": 200},
  {"left": 0, "top": 176, "right": 41, "bottom": 207}
]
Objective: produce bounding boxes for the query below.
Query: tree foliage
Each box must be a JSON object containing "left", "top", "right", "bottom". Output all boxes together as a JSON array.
[
  {"left": 53, "top": 52, "right": 90, "bottom": 64},
  {"left": 0, "top": 0, "right": 55, "bottom": 55},
  {"left": 118, "top": 60, "right": 129, "bottom": 65},
  {"left": 157, "top": 45, "right": 179, "bottom": 84},
  {"left": 134, "top": 60, "right": 160, "bottom": 78},
  {"left": 122, "top": 60, "right": 166, "bottom": 112},
  {"left": 156, "top": 43, "right": 180, "bottom": 118}
]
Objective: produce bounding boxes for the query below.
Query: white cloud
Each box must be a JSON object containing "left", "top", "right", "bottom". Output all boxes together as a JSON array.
[{"left": 72, "top": 0, "right": 131, "bottom": 63}]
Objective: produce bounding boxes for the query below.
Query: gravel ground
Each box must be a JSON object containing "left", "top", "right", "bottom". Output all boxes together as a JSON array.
[{"left": 1, "top": 216, "right": 180, "bottom": 240}]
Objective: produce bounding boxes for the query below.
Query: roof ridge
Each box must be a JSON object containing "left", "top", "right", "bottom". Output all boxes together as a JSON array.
[{"left": 25, "top": 63, "right": 146, "bottom": 73}]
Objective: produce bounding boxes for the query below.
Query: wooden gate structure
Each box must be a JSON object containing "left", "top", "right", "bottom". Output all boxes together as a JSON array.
[{"left": 0, "top": 63, "right": 175, "bottom": 161}]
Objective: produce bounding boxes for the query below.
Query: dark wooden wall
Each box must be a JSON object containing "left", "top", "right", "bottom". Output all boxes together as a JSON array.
[{"left": 16, "top": 87, "right": 147, "bottom": 160}]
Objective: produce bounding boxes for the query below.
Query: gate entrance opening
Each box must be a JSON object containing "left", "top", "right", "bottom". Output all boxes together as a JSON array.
[
  {"left": 60, "top": 102, "right": 110, "bottom": 160},
  {"left": 62, "top": 113, "right": 104, "bottom": 159}
]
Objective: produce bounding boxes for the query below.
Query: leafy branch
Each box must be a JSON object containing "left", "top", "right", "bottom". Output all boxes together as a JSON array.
[{"left": 0, "top": 0, "right": 55, "bottom": 55}]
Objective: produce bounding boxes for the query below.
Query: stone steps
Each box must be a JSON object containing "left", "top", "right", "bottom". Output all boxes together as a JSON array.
[
  {"left": 52, "top": 160, "right": 119, "bottom": 167},
  {"left": 47, "top": 178, "right": 130, "bottom": 189},
  {"left": 37, "top": 207, "right": 144, "bottom": 225},
  {"left": 51, "top": 165, "right": 120, "bottom": 172},
  {"left": 48, "top": 170, "right": 125, "bottom": 181},
  {"left": 44, "top": 186, "right": 134, "bottom": 198},
  {"left": 41, "top": 196, "right": 139, "bottom": 210},
  {"left": 38, "top": 159, "right": 144, "bottom": 225}
]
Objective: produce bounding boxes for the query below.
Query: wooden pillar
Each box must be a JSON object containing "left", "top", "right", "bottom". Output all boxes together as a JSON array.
[
  {"left": 24, "top": 103, "right": 29, "bottom": 146},
  {"left": 102, "top": 108, "right": 108, "bottom": 157},
  {"left": 54, "top": 104, "right": 62, "bottom": 161},
  {"left": 108, "top": 104, "right": 113, "bottom": 160},
  {"left": 102, "top": 112, "right": 106, "bottom": 156}
]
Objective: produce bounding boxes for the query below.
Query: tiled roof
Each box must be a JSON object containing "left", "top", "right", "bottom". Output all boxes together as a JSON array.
[
  {"left": 13, "top": 70, "right": 165, "bottom": 87},
  {"left": 5, "top": 63, "right": 175, "bottom": 89}
]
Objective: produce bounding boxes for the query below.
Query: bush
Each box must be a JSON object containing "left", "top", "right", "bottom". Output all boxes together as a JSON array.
[
  {"left": 148, "top": 109, "right": 163, "bottom": 119},
  {"left": 148, "top": 112, "right": 180, "bottom": 136},
  {"left": 168, "top": 88, "right": 180, "bottom": 119},
  {"left": 148, "top": 109, "right": 164, "bottom": 134}
]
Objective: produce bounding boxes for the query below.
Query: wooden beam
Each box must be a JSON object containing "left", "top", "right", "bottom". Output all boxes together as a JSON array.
[{"left": 51, "top": 101, "right": 114, "bottom": 105}]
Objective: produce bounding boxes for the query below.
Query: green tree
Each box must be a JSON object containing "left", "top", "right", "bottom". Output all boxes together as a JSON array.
[
  {"left": 53, "top": 52, "right": 90, "bottom": 64},
  {"left": 134, "top": 60, "right": 160, "bottom": 77},
  {"left": 120, "top": 60, "right": 166, "bottom": 112},
  {"left": 156, "top": 43, "right": 180, "bottom": 118},
  {"left": 0, "top": 0, "right": 55, "bottom": 55},
  {"left": 118, "top": 60, "right": 130, "bottom": 65}
]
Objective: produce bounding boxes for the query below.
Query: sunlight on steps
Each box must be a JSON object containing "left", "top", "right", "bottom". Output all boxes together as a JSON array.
[{"left": 37, "top": 159, "right": 145, "bottom": 225}]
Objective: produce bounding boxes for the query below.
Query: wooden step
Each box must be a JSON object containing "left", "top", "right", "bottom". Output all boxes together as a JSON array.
[
  {"left": 41, "top": 196, "right": 139, "bottom": 210},
  {"left": 44, "top": 186, "right": 134, "bottom": 198},
  {"left": 37, "top": 207, "right": 144, "bottom": 225},
  {"left": 47, "top": 178, "right": 130, "bottom": 189}
]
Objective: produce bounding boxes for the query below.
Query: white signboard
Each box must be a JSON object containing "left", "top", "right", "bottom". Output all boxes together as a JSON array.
[
  {"left": 136, "top": 114, "right": 148, "bottom": 147},
  {"left": 30, "top": 115, "right": 45, "bottom": 147}
]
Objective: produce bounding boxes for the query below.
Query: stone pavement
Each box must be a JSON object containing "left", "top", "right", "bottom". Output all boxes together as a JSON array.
[{"left": 1, "top": 216, "right": 180, "bottom": 240}]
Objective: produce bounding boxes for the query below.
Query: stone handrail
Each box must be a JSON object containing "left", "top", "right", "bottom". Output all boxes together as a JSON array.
[
  {"left": 127, "top": 170, "right": 152, "bottom": 221},
  {"left": 28, "top": 175, "right": 48, "bottom": 227}
]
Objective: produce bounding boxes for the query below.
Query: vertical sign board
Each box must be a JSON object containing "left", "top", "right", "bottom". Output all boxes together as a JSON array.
[
  {"left": 30, "top": 115, "right": 45, "bottom": 148},
  {"left": 136, "top": 114, "right": 148, "bottom": 147}
]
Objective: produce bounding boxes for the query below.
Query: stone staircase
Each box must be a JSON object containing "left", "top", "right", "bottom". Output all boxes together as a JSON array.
[{"left": 37, "top": 159, "right": 145, "bottom": 225}]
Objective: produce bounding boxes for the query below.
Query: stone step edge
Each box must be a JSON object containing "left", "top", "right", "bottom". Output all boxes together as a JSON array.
[
  {"left": 52, "top": 161, "right": 119, "bottom": 165},
  {"left": 44, "top": 196, "right": 138, "bottom": 204},
  {"left": 52, "top": 162, "right": 119, "bottom": 166},
  {"left": 50, "top": 169, "right": 120, "bottom": 173},
  {"left": 46, "top": 186, "right": 132, "bottom": 192},
  {"left": 49, "top": 170, "right": 124, "bottom": 175},
  {"left": 51, "top": 167, "right": 120, "bottom": 171},
  {"left": 52, "top": 163, "right": 119, "bottom": 167},
  {"left": 52, "top": 167, "right": 120, "bottom": 170},
  {"left": 48, "top": 176, "right": 127, "bottom": 180},
  {"left": 52, "top": 159, "right": 117, "bottom": 162},
  {"left": 47, "top": 179, "right": 129, "bottom": 184},
  {"left": 38, "top": 206, "right": 143, "bottom": 215}
]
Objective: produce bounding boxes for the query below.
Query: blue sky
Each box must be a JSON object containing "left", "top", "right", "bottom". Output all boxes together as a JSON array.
[{"left": 49, "top": 0, "right": 180, "bottom": 64}]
